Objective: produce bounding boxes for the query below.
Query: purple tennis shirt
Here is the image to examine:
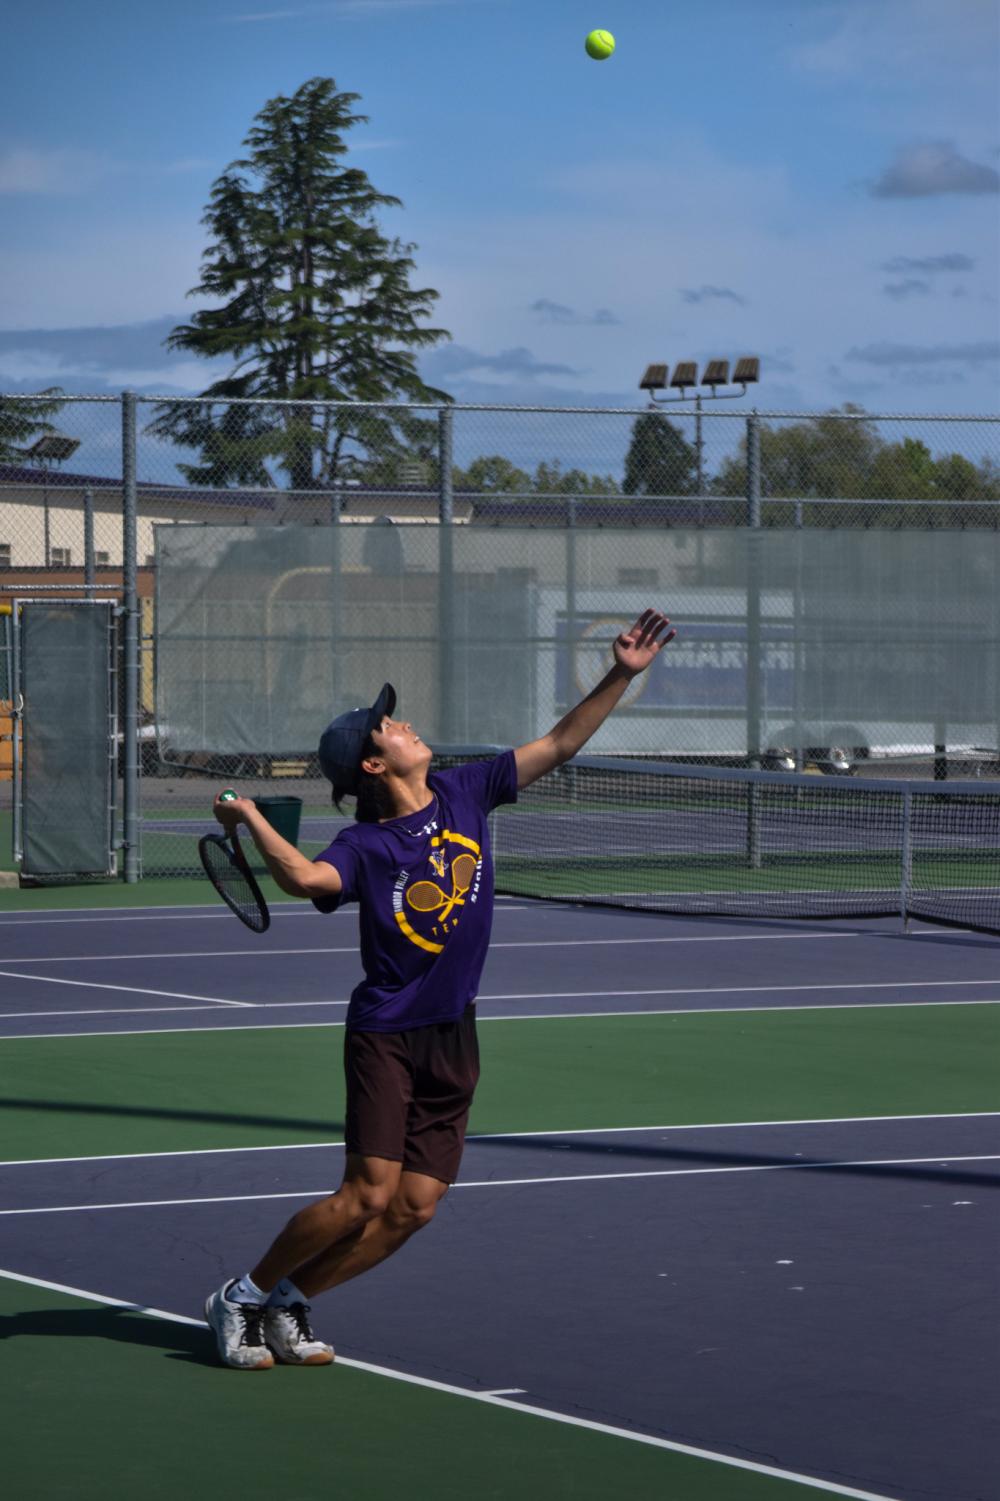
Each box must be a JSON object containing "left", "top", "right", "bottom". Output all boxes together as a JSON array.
[{"left": 312, "top": 751, "right": 518, "bottom": 1032}]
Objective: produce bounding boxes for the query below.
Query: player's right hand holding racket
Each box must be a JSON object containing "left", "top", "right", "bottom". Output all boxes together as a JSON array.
[{"left": 199, "top": 789, "right": 271, "bottom": 933}]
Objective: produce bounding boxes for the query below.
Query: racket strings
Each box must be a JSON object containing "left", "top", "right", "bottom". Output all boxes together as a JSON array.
[{"left": 199, "top": 835, "right": 270, "bottom": 933}]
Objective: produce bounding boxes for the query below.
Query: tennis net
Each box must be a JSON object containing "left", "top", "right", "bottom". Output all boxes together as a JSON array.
[{"left": 486, "top": 756, "right": 1000, "bottom": 936}]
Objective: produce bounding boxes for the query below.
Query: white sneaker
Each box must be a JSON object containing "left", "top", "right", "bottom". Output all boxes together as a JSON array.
[
  {"left": 204, "top": 1282, "right": 274, "bottom": 1370},
  {"left": 264, "top": 1302, "right": 334, "bottom": 1365}
]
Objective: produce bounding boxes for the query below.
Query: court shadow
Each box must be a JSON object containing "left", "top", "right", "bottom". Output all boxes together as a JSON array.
[
  {"left": 0, "top": 1303, "right": 213, "bottom": 1363},
  {"left": 0, "top": 1098, "right": 345, "bottom": 1135},
  {"left": 879, "top": 928, "right": 1000, "bottom": 952},
  {"left": 468, "top": 1132, "right": 1000, "bottom": 1189}
]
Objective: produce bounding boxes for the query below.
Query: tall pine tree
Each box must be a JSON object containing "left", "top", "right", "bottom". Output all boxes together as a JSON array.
[
  {"left": 0, "top": 390, "right": 67, "bottom": 463},
  {"left": 623, "top": 413, "right": 698, "bottom": 496},
  {"left": 149, "top": 79, "right": 451, "bottom": 490}
]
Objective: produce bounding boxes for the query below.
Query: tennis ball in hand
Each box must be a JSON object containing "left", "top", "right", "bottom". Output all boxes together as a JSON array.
[
  {"left": 219, "top": 789, "right": 238, "bottom": 802},
  {"left": 585, "top": 29, "right": 615, "bottom": 60}
]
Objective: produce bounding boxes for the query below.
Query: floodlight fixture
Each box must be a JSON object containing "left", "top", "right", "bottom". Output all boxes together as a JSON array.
[
  {"left": 639, "top": 363, "right": 669, "bottom": 391},
  {"left": 733, "top": 356, "right": 760, "bottom": 386},
  {"left": 701, "top": 359, "right": 730, "bottom": 388},
  {"left": 28, "top": 434, "right": 80, "bottom": 463},
  {"left": 638, "top": 353, "right": 762, "bottom": 501}
]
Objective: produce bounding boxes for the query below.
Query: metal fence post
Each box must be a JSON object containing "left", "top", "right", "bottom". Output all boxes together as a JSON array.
[
  {"left": 745, "top": 412, "right": 763, "bottom": 867},
  {"left": 84, "top": 488, "right": 95, "bottom": 590},
  {"left": 566, "top": 496, "right": 578, "bottom": 718},
  {"left": 121, "top": 391, "right": 139, "bottom": 882},
  {"left": 438, "top": 405, "right": 455, "bottom": 743}
]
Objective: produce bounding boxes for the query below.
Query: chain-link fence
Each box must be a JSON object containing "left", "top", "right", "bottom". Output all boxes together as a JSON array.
[{"left": 1, "top": 392, "right": 998, "bottom": 884}]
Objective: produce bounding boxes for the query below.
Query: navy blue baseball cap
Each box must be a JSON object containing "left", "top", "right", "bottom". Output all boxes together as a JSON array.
[{"left": 317, "top": 682, "right": 396, "bottom": 792}]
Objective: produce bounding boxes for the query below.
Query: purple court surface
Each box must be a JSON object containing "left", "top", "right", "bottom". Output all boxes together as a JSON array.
[{"left": 1, "top": 897, "right": 997, "bottom": 1501}]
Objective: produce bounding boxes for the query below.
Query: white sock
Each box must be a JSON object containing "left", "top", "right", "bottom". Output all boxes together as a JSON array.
[
  {"left": 266, "top": 1278, "right": 307, "bottom": 1308},
  {"left": 226, "top": 1274, "right": 267, "bottom": 1305}
]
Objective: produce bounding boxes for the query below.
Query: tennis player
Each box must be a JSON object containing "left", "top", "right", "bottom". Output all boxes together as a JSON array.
[{"left": 205, "top": 608, "right": 675, "bottom": 1368}]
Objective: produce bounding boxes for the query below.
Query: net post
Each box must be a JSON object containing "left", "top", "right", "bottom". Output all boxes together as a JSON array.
[
  {"left": 121, "top": 390, "right": 140, "bottom": 883},
  {"left": 900, "top": 786, "right": 913, "bottom": 931},
  {"left": 438, "top": 405, "right": 455, "bottom": 742}
]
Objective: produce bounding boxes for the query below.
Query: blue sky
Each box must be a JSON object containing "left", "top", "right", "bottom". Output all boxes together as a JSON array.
[{"left": 0, "top": 0, "right": 997, "bottom": 416}]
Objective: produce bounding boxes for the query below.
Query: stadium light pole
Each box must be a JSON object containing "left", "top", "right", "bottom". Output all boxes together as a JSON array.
[
  {"left": 639, "top": 359, "right": 764, "bottom": 783},
  {"left": 638, "top": 358, "right": 760, "bottom": 504}
]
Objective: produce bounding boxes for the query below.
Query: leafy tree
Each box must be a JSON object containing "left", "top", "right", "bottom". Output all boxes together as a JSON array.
[
  {"left": 711, "top": 408, "right": 1000, "bottom": 520},
  {"left": 447, "top": 454, "right": 620, "bottom": 498},
  {"left": 531, "top": 459, "right": 619, "bottom": 496},
  {"left": 148, "top": 78, "right": 451, "bottom": 489},
  {"left": 713, "top": 405, "right": 884, "bottom": 499},
  {"left": 0, "top": 390, "right": 67, "bottom": 464},
  {"left": 450, "top": 455, "right": 531, "bottom": 493},
  {"left": 623, "top": 413, "right": 698, "bottom": 496}
]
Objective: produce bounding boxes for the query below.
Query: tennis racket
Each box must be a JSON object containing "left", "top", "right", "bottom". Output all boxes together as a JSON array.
[{"left": 199, "top": 792, "right": 270, "bottom": 933}]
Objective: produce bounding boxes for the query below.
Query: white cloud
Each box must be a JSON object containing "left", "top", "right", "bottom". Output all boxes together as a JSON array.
[
  {"left": 791, "top": 0, "right": 998, "bottom": 81},
  {"left": 0, "top": 148, "right": 111, "bottom": 195},
  {"left": 872, "top": 142, "right": 999, "bottom": 198},
  {"left": 881, "top": 254, "right": 975, "bottom": 274},
  {"left": 846, "top": 341, "right": 1000, "bottom": 366},
  {"left": 681, "top": 286, "right": 747, "bottom": 307},
  {"left": 0, "top": 224, "right": 205, "bottom": 327},
  {"left": 227, "top": 0, "right": 487, "bottom": 20},
  {"left": 882, "top": 280, "right": 931, "bottom": 301}
]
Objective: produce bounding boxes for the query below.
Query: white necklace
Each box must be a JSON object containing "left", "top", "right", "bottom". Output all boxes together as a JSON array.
[{"left": 400, "top": 795, "right": 438, "bottom": 837}]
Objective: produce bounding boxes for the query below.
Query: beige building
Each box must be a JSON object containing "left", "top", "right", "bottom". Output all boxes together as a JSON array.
[{"left": 0, "top": 464, "right": 472, "bottom": 571}]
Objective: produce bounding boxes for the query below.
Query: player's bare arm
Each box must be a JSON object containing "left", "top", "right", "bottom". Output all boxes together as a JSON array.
[
  {"left": 514, "top": 608, "right": 676, "bottom": 791},
  {"left": 212, "top": 793, "right": 341, "bottom": 899}
]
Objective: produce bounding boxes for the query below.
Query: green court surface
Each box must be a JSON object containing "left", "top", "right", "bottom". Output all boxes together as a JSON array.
[
  {"left": 0, "top": 1276, "right": 847, "bottom": 1501},
  {"left": 0, "top": 874, "right": 289, "bottom": 911},
  {"left": 3, "top": 933, "right": 998, "bottom": 1498},
  {"left": 4, "top": 1005, "right": 999, "bottom": 1162},
  {"left": 498, "top": 853, "right": 998, "bottom": 899}
]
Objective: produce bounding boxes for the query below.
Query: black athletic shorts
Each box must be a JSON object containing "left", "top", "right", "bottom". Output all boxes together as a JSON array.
[{"left": 343, "top": 1005, "right": 480, "bottom": 1185}]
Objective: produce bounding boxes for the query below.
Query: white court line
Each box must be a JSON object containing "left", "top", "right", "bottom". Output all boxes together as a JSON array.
[
  {"left": 0, "top": 970, "right": 251, "bottom": 1008},
  {"left": 3, "top": 997, "right": 1000, "bottom": 1040},
  {"left": 0, "top": 1001, "right": 350, "bottom": 1020},
  {"left": 479, "top": 978, "right": 1000, "bottom": 1001},
  {"left": 1, "top": 1111, "right": 996, "bottom": 1169},
  {"left": 2, "top": 932, "right": 865, "bottom": 965},
  {"left": 2, "top": 996, "right": 999, "bottom": 1028},
  {"left": 2, "top": 1154, "right": 996, "bottom": 1217},
  {"left": 0, "top": 1267, "right": 902, "bottom": 1501},
  {"left": 0, "top": 903, "right": 531, "bottom": 926}
]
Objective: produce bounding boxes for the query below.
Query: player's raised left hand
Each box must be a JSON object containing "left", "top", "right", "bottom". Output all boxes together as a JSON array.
[{"left": 612, "top": 609, "right": 676, "bottom": 677}]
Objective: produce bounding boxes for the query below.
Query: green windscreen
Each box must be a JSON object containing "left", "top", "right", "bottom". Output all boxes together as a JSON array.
[{"left": 21, "top": 602, "right": 114, "bottom": 876}]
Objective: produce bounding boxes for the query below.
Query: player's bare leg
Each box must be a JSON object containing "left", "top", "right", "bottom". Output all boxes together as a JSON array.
[
  {"left": 249, "top": 1154, "right": 403, "bottom": 1291},
  {"left": 291, "top": 1170, "right": 449, "bottom": 1298}
]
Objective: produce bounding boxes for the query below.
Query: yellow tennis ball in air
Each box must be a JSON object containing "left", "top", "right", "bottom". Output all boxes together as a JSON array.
[{"left": 585, "top": 29, "right": 615, "bottom": 60}]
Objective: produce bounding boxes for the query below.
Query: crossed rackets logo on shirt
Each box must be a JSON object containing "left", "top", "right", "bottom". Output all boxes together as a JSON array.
[
  {"left": 407, "top": 850, "right": 478, "bottom": 921},
  {"left": 393, "top": 831, "right": 482, "bottom": 955}
]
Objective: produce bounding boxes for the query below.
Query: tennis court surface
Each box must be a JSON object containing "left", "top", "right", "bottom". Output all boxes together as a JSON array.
[{"left": 1, "top": 889, "right": 997, "bottom": 1501}]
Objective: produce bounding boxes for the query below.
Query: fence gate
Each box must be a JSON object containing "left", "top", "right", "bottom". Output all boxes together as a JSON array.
[{"left": 12, "top": 599, "right": 118, "bottom": 878}]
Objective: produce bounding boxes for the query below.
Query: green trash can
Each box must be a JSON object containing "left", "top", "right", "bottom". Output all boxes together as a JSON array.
[{"left": 253, "top": 795, "right": 303, "bottom": 847}]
